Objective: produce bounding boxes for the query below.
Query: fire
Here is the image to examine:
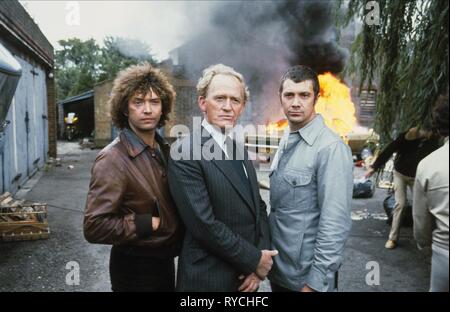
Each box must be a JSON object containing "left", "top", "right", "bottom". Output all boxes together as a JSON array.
[
  {"left": 266, "top": 72, "right": 357, "bottom": 138},
  {"left": 316, "top": 73, "right": 356, "bottom": 137},
  {"left": 266, "top": 119, "right": 288, "bottom": 132}
]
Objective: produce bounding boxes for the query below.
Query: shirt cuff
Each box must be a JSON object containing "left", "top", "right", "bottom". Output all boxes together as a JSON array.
[
  {"left": 134, "top": 214, "right": 153, "bottom": 239},
  {"left": 305, "top": 265, "right": 329, "bottom": 292}
]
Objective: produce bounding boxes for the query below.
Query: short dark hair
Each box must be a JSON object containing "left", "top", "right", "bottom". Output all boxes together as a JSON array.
[
  {"left": 279, "top": 65, "right": 320, "bottom": 98},
  {"left": 432, "top": 95, "right": 449, "bottom": 137},
  {"left": 110, "top": 62, "right": 176, "bottom": 129}
]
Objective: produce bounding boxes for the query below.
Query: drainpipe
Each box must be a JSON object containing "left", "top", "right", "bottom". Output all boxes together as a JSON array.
[
  {"left": 0, "top": 120, "right": 9, "bottom": 193},
  {"left": 1, "top": 148, "right": 4, "bottom": 194}
]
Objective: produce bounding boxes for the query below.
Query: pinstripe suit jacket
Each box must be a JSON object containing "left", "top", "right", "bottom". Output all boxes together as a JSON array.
[{"left": 168, "top": 127, "right": 271, "bottom": 292}]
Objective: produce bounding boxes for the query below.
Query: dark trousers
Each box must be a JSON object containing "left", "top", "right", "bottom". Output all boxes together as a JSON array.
[{"left": 109, "top": 246, "right": 175, "bottom": 292}]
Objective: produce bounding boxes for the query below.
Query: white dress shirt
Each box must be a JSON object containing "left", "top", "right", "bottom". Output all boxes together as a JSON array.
[{"left": 202, "top": 118, "right": 248, "bottom": 178}]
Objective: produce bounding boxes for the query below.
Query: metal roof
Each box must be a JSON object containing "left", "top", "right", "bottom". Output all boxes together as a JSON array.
[{"left": 58, "top": 90, "right": 94, "bottom": 106}]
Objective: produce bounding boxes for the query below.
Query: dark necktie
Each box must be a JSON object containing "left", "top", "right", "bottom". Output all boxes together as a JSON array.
[{"left": 224, "top": 137, "right": 251, "bottom": 191}]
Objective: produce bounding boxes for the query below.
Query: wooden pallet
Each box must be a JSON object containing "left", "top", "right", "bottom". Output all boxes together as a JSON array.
[
  {"left": 0, "top": 221, "right": 50, "bottom": 241},
  {"left": 0, "top": 192, "right": 50, "bottom": 242}
]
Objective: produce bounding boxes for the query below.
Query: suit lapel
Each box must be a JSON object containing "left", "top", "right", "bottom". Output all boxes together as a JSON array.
[
  {"left": 243, "top": 158, "right": 259, "bottom": 220},
  {"left": 200, "top": 127, "right": 256, "bottom": 216},
  {"left": 212, "top": 160, "right": 256, "bottom": 217}
]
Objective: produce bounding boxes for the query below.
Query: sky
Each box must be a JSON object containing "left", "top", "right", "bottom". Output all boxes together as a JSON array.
[{"left": 20, "top": 0, "right": 211, "bottom": 61}]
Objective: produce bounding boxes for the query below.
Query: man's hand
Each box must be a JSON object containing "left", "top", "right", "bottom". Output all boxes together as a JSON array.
[
  {"left": 256, "top": 250, "right": 278, "bottom": 280},
  {"left": 238, "top": 273, "right": 261, "bottom": 292},
  {"left": 364, "top": 167, "right": 375, "bottom": 179},
  {"left": 300, "top": 285, "right": 316, "bottom": 292},
  {"left": 152, "top": 217, "right": 161, "bottom": 231}
]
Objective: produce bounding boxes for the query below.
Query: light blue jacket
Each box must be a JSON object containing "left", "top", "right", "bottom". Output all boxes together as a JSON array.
[{"left": 269, "top": 115, "right": 353, "bottom": 292}]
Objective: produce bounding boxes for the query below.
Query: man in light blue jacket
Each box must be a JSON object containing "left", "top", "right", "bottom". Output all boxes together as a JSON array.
[{"left": 269, "top": 65, "right": 353, "bottom": 292}]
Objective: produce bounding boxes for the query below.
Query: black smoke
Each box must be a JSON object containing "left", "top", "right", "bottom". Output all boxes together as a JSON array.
[
  {"left": 176, "top": 0, "right": 348, "bottom": 122},
  {"left": 212, "top": 1, "right": 347, "bottom": 74}
]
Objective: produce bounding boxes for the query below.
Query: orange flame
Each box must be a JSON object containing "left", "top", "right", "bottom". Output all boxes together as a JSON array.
[
  {"left": 266, "top": 119, "right": 288, "bottom": 132},
  {"left": 266, "top": 72, "right": 357, "bottom": 138},
  {"left": 316, "top": 72, "right": 356, "bottom": 137}
]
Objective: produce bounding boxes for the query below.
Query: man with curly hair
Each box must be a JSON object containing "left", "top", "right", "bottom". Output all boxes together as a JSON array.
[{"left": 84, "top": 62, "right": 184, "bottom": 292}]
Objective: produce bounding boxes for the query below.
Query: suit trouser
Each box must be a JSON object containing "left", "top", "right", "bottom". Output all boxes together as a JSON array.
[
  {"left": 430, "top": 244, "right": 449, "bottom": 292},
  {"left": 389, "top": 170, "right": 415, "bottom": 242}
]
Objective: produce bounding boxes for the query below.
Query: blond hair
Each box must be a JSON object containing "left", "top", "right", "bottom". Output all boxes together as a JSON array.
[{"left": 196, "top": 64, "right": 250, "bottom": 103}]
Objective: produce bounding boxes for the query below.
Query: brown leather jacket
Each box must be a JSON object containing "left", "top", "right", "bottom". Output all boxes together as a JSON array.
[{"left": 84, "top": 128, "right": 183, "bottom": 256}]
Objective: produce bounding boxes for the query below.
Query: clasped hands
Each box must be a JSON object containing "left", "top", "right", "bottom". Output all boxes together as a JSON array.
[{"left": 238, "top": 249, "right": 278, "bottom": 292}]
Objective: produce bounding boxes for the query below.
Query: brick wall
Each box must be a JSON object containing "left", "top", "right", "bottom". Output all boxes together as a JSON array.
[
  {"left": 94, "top": 80, "right": 114, "bottom": 147},
  {"left": 46, "top": 74, "right": 57, "bottom": 158},
  {"left": 164, "top": 76, "right": 197, "bottom": 138}
]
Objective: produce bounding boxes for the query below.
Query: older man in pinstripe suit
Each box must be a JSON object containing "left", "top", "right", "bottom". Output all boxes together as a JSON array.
[{"left": 168, "top": 64, "right": 277, "bottom": 292}]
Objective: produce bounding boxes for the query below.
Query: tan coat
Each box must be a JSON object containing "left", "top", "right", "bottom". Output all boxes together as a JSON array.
[{"left": 413, "top": 138, "right": 449, "bottom": 250}]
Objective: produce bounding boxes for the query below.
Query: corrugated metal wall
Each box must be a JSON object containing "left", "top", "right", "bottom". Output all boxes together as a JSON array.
[{"left": 0, "top": 56, "right": 48, "bottom": 194}]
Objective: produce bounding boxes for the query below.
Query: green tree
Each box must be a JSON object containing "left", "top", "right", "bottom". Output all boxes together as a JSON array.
[
  {"left": 338, "top": 0, "right": 448, "bottom": 144},
  {"left": 55, "top": 38, "right": 102, "bottom": 100},
  {"left": 55, "top": 37, "right": 158, "bottom": 101}
]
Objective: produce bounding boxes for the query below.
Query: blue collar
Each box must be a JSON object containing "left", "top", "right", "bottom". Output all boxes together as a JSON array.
[{"left": 295, "top": 114, "right": 326, "bottom": 146}]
